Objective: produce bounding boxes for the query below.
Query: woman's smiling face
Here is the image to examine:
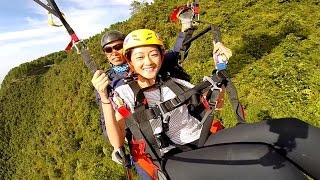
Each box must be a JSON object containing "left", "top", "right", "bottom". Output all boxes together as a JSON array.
[{"left": 129, "top": 45, "right": 163, "bottom": 80}]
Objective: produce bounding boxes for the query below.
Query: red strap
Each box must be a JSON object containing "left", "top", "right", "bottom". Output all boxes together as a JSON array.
[
  {"left": 65, "top": 40, "right": 73, "bottom": 51},
  {"left": 71, "top": 33, "right": 80, "bottom": 42},
  {"left": 118, "top": 106, "right": 131, "bottom": 118},
  {"left": 201, "top": 96, "right": 210, "bottom": 109},
  {"left": 170, "top": 7, "right": 181, "bottom": 22},
  {"left": 130, "top": 138, "right": 159, "bottom": 180},
  {"left": 210, "top": 119, "right": 224, "bottom": 134},
  {"left": 65, "top": 33, "right": 80, "bottom": 51},
  {"left": 170, "top": 5, "right": 189, "bottom": 22}
]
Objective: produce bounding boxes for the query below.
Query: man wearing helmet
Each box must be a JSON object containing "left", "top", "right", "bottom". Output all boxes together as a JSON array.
[{"left": 100, "top": 30, "right": 129, "bottom": 89}]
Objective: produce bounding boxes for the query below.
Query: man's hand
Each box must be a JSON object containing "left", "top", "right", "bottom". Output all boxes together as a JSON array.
[
  {"left": 178, "top": 8, "right": 194, "bottom": 32},
  {"left": 213, "top": 42, "right": 232, "bottom": 62},
  {"left": 111, "top": 148, "right": 124, "bottom": 165},
  {"left": 91, "top": 70, "right": 110, "bottom": 98}
]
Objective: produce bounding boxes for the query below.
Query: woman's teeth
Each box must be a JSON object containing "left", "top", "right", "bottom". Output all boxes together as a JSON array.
[{"left": 143, "top": 67, "right": 155, "bottom": 72}]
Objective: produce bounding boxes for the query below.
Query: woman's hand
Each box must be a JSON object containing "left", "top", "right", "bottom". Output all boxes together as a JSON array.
[{"left": 92, "top": 70, "right": 110, "bottom": 99}]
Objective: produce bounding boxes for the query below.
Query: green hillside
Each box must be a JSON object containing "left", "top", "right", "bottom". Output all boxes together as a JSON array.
[{"left": 1, "top": 0, "right": 320, "bottom": 179}]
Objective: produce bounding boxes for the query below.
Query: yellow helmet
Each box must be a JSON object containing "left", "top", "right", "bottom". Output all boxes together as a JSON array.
[{"left": 123, "top": 29, "right": 164, "bottom": 55}]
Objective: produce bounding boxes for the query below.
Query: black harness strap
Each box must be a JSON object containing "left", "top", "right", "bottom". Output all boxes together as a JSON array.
[
  {"left": 126, "top": 73, "right": 245, "bottom": 152},
  {"left": 216, "top": 70, "right": 246, "bottom": 124},
  {"left": 127, "top": 81, "right": 164, "bottom": 159},
  {"left": 224, "top": 79, "right": 245, "bottom": 123},
  {"left": 197, "top": 110, "right": 215, "bottom": 147},
  {"left": 124, "top": 75, "right": 246, "bottom": 180},
  {"left": 153, "top": 79, "right": 210, "bottom": 116},
  {"left": 125, "top": 116, "right": 162, "bottom": 161}
]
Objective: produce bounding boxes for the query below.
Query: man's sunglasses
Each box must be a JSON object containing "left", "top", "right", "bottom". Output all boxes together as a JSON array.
[{"left": 103, "top": 43, "right": 123, "bottom": 53}]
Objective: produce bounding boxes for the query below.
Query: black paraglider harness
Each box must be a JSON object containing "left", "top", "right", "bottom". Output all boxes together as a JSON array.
[
  {"left": 121, "top": 69, "right": 245, "bottom": 179},
  {"left": 33, "top": 1, "right": 245, "bottom": 179},
  {"left": 116, "top": 11, "right": 246, "bottom": 178}
]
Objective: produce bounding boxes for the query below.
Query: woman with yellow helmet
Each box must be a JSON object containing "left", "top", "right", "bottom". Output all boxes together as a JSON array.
[{"left": 92, "top": 29, "right": 320, "bottom": 180}]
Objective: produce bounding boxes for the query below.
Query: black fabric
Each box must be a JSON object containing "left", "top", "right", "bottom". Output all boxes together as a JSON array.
[
  {"left": 211, "top": 70, "right": 246, "bottom": 124},
  {"left": 159, "top": 61, "right": 191, "bottom": 82},
  {"left": 204, "top": 118, "right": 320, "bottom": 179},
  {"left": 179, "top": 28, "right": 196, "bottom": 64},
  {"left": 222, "top": 77, "right": 245, "bottom": 123},
  {"left": 165, "top": 143, "right": 306, "bottom": 180}
]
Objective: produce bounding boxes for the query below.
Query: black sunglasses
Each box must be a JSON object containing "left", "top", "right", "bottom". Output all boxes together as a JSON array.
[{"left": 103, "top": 43, "right": 123, "bottom": 53}]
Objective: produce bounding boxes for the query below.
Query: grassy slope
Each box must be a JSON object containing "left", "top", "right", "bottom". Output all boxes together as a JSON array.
[{"left": 1, "top": 0, "right": 319, "bottom": 179}]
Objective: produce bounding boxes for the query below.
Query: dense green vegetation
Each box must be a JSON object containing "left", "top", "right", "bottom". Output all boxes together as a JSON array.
[{"left": 1, "top": 0, "right": 320, "bottom": 179}]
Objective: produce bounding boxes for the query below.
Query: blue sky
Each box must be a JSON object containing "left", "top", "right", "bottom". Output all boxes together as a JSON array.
[{"left": 0, "top": 0, "right": 152, "bottom": 84}]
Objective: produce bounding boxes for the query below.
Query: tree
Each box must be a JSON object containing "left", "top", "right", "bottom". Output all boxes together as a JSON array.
[{"left": 130, "top": 1, "right": 147, "bottom": 15}]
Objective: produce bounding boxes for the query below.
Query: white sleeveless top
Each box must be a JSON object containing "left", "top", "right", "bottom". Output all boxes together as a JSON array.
[{"left": 114, "top": 78, "right": 202, "bottom": 145}]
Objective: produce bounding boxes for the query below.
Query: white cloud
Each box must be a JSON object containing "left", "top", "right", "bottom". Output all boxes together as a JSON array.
[
  {"left": 0, "top": 0, "right": 154, "bottom": 84},
  {"left": 64, "top": 0, "right": 153, "bottom": 7},
  {"left": 0, "top": 27, "right": 65, "bottom": 41},
  {"left": 65, "top": 0, "right": 130, "bottom": 7}
]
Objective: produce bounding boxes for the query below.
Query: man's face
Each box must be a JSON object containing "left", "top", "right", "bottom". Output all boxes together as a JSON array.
[{"left": 103, "top": 40, "right": 125, "bottom": 66}]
